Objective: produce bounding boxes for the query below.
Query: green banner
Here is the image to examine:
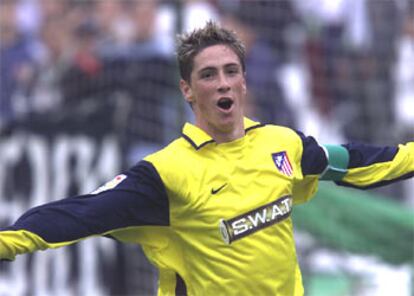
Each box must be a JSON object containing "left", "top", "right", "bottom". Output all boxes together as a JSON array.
[{"left": 293, "top": 182, "right": 414, "bottom": 265}]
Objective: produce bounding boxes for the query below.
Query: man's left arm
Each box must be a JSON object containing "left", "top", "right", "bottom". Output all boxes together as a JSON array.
[{"left": 321, "top": 142, "right": 414, "bottom": 189}]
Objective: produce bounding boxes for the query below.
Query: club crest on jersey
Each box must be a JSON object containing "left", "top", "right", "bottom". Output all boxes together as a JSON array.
[
  {"left": 272, "top": 151, "right": 293, "bottom": 176},
  {"left": 91, "top": 174, "right": 127, "bottom": 195}
]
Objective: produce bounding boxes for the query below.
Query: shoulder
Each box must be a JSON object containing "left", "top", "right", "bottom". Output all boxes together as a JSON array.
[
  {"left": 144, "top": 137, "right": 193, "bottom": 165},
  {"left": 142, "top": 136, "right": 205, "bottom": 204},
  {"left": 248, "top": 123, "right": 302, "bottom": 146},
  {"left": 143, "top": 136, "right": 197, "bottom": 184}
]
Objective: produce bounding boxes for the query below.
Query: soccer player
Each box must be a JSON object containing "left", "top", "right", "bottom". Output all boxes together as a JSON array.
[{"left": 1, "top": 22, "right": 413, "bottom": 295}]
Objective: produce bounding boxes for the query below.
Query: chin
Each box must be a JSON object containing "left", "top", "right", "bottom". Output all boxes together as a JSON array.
[{"left": 217, "top": 115, "right": 240, "bottom": 131}]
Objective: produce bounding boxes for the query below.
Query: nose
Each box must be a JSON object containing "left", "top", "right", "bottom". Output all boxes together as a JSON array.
[{"left": 217, "top": 72, "right": 231, "bottom": 93}]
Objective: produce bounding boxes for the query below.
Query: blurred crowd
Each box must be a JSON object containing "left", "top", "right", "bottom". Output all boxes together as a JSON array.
[
  {"left": 1, "top": 0, "right": 413, "bottom": 149},
  {"left": 1, "top": 2, "right": 412, "bottom": 294}
]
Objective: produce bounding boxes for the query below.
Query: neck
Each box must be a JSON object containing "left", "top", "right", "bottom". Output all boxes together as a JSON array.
[
  {"left": 212, "top": 128, "right": 245, "bottom": 144},
  {"left": 197, "top": 117, "right": 245, "bottom": 144}
]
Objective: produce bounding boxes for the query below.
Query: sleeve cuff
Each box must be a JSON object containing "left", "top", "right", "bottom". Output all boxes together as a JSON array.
[{"left": 320, "top": 144, "right": 349, "bottom": 181}]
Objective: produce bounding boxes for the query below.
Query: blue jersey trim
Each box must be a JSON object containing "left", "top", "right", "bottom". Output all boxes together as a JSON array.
[
  {"left": 181, "top": 133, "right": 214, "bottom": 150},
  {"left": 175, "top": 273, "right": 187, "bottom": 295},
  {"left": 181, "top": 123, "right": 265, "bottom": 150},
  {"left": 245, "top": 123, "right": 265, "bottom": 133},
  {"left": 12, "top": 160, "right": 170, "bottom": 243}
]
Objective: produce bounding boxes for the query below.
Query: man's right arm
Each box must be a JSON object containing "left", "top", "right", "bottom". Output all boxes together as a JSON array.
[
  {"left": 0, "top": 160, "right": 170, "bottom": 260},
  {"left": 0, "top": 229, "right": 73, "bottom": 261}
]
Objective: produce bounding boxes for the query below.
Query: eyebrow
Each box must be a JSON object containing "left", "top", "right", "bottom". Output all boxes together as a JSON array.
[{"left": 197, "top": 63, "right": 240, "bottom": 73}]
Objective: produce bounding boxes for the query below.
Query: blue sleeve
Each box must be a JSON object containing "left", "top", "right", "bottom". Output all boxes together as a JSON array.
[
  {"left": 5, "top": 160, "right": 169, "bottom": 243},
  {"left": 343, "top": 143, "right": 398, "bottom": 168},
  {"left": 294, "top": 130, "right": 328, "bottom": 176}
]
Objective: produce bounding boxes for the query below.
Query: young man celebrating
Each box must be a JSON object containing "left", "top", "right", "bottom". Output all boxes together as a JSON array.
[{"left": 1, "top": 22, "right": 413, "bottom": 295}]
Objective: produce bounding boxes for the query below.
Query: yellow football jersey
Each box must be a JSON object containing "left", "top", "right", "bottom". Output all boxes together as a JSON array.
[
  {"left": 135, "top": 118, "right": 317, "bottom": 295},
  {"left": 1, "top": 118, "right": 413, "bottom": 296}
]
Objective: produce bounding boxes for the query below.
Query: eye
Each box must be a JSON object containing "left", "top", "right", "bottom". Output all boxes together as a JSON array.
[
  {"left": 226, "top": 67, "right": 239, "bottom": 75},
  {"left": 200, "top": 70, "right": 215, "bottom": 80}
]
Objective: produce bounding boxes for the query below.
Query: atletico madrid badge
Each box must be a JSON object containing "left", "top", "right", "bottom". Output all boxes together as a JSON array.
[{"left": 272, "top": 151, "right": 293, "bottom": 177}]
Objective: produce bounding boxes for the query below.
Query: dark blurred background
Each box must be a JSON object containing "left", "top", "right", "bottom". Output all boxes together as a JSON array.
[{"left": 0, "top": 0, "right": 413, "bottom": 295}]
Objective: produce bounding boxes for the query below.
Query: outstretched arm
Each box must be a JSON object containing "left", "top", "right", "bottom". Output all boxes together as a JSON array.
[
  {"left": 0, "top": 161, "right": 169, "bottom": 260},
  {"left": 321, "top": 142, "right": 414, "bottom": 188}
]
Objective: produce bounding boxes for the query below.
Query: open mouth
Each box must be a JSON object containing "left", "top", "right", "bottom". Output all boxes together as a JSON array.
[{"left": 217, "top": 97, "right": 234, "bottom": 111}]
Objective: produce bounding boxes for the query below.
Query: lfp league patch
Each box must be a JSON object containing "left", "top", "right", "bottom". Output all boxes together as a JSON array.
[
  {"left": 91, "top": 174, "right": 127, "bottom": 194},
  {"left": 272, "top": 151, "right": 293, "bottom": 177}
]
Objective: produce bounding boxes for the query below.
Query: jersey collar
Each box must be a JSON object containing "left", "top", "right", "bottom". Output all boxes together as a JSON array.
[{"left": 182, "top": 117, "right": 264, "bottom": 150}]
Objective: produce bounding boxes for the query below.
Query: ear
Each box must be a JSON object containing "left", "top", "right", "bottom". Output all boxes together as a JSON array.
[
  {"left": 242, "top": 73, "right": 247, "bottom": 96},
  {"left": 180, "top": 79, "right": 194, "bottom": 104}
]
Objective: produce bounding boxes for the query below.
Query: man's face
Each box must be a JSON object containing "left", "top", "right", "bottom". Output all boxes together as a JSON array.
[{"left": 180, "top": 44, "right": 247, "bottom": 141}]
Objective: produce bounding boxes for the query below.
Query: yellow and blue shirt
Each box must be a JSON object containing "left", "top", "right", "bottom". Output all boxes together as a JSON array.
[{"left": 1, "top": 118, "right": 413, "bottom": 295}]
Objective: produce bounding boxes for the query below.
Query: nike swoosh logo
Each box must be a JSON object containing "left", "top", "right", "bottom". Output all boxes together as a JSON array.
[{"left": 211, "top": 183, "right": 227, "bottom": 195}]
